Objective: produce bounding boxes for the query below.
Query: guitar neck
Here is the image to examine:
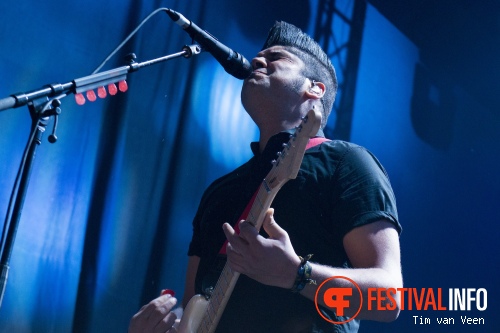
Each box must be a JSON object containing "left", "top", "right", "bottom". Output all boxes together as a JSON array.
[
  {"left": 198, "top": 182, "right": 279, "bottom": 333},
  {"left": 196, "top": 109, "right": 322, "bottom": 333}
]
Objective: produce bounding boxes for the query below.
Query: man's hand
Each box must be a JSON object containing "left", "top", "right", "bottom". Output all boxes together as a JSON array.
[
  {"left": 128, "top": 293, "right": 178, "bottom": 333},
  {"left": 222, "top": 208, "right": 301, "bottom": 289}
]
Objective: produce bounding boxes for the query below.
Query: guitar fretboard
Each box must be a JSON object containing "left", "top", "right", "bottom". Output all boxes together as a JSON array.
[
  {"left": 198, "top": 182, "right": 274, "bottom": 333},
  {"left": 195, "top": 110, "right": 320, "bottom": 333}
]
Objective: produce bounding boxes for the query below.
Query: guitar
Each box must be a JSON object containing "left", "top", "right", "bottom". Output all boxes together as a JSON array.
[{"left": 177, "top": 108, "right": 322, "bottom": 333}]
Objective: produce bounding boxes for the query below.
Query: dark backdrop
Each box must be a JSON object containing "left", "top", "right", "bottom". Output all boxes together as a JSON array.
[{"left": 0, "top": 1, "right": 497, "bottom": 332}]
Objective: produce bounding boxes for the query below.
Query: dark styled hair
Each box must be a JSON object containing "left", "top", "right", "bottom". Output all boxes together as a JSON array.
[{"left": 262, "top": 21, "right": 337, "bottom": 128}]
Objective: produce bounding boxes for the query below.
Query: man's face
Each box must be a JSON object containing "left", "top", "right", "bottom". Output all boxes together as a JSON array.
[{"left": 241, "top": 45, "right": 308, "bottom": 126}]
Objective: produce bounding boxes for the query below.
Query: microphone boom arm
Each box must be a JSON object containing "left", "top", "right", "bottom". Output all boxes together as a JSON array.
[{"left": 0, "top": 44, "right": 201, "bottom": 112}]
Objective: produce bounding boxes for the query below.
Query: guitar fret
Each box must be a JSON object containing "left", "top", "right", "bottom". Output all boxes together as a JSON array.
[
  {"left": 222, "top": 269, "right": 228, "bottom": 285},
  {"left": 212, "top": 293, "right": 218, "bottom": 308},
  {"left": 247, "top": 212, "right": 255, "bottom": 224},
  {"left": 262, "top": 178, "right": 271, "bottom": 193},
  {"left": 256, "top": 193, "right": 264, "bottom": 209},
  {"left": 202, "top": 267, "right": 230, "bottom": 332},
  {"left": 214, "top": 288, "right": 221, "bottom": 305},
  {"left": 207, "top": 303, "right": 214, "bottom": 322}
]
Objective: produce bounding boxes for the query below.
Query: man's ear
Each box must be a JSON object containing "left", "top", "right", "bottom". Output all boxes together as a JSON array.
[{"left": 305, "top": 80, "right": 326, "bottom": 99}]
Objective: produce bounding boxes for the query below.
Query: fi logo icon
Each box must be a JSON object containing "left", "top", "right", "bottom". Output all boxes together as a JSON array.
[{"left": 315, "top": 276, "right": 363, "bottom": 324}]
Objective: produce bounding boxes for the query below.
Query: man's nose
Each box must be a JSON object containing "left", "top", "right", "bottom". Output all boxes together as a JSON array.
[{"left": 251, "top": 56, "right": 266, "bottom": 69}]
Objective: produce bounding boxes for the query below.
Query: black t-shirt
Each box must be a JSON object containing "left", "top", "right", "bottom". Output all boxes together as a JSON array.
[{"left": 188, "top": 132, "right": 401, "bottom": 333}]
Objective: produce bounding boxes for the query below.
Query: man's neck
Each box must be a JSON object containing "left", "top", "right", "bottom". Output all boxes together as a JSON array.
[
  {"left": 257, "top": 128, "right": 296, "bottom": 154},
  {"left": 257, "top": 133, "right": 272, "bottom": 154},
  {"left": 257, "top": 118, "right": 305, "bottom": 153},
  {"left": 258, "top": 129, "right": 285, "bottom": 154}
]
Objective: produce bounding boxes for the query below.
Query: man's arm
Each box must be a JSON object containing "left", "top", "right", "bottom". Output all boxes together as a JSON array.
[
  {"left": 223, "top": 209, "right": 402, "bottom": 322},
  {"left": 299, "top": 220, "right": 402, "bottom": 322}
]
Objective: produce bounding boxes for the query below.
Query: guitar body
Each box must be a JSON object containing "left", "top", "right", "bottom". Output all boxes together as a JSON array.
[{"left": 176, "top": 295, "right": 208, "bottom": 333}]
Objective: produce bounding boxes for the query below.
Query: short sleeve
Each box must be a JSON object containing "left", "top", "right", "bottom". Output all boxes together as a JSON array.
[
  {"left": 187, "top": 191, "right": 208, "bottom": 257},
  {"left": 187, "top": 211, "right": 202, "bottom": 257},
  {"left": 333, "top": 146, "right": 401, "bottom": 237}
]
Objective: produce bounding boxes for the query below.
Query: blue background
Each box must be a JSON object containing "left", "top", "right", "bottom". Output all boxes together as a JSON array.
[{"left": 0, "top": 0, "right": 498, "bottom": 332}]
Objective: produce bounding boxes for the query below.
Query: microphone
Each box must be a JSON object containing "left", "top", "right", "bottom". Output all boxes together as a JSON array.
[{"left": 166, "top": 9, "right": 252, "bottom": 80}]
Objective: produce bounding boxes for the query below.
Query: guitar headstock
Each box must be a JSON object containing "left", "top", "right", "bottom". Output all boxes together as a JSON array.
[{"left": 265, "top": 108, "right": 322, "bottom": 190}]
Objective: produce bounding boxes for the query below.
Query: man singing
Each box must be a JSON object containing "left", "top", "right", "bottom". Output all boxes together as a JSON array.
[{"left": 129, "top": 21, "right": 402, "bottom": 333}]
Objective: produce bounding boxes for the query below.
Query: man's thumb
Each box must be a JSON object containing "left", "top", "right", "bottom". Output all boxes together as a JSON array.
[{"left": 262, "top": 208, "right": 286, "bottom": 239}]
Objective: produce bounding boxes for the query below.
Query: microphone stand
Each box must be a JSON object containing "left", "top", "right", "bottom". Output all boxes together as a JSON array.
[{"left": 0, "top": 44, "right": 202, "bottom": 307}]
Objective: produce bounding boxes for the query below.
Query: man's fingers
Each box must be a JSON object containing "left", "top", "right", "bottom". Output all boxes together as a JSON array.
[
  {"left": 226, "top": 240, "right": 245, "bottom": 259},
  {"left": 129, "top": 295, "right": 178, "bottom": 333},
  {"left": 166, "top": 327, "right": 178, "bottom": 333},
  {"left": 237, "top": 220, "right": 259, "bottom": 242},
  {"left": 222, "top": 222, "right": 236, "bottom": 240},
  {"left": 223, "top": 219, "right": 260, "bottom": 245},
  {"left": 153, "top": 312, "right": 177, "bottom": 333},
  {"left": 136, "top": 294, "right": 175, "bottom": 318},
  {"left": 225, "top": 246, "right": 246, "bottom": 273},
  {"left": 147, "top": 295, "right": 177, "bottom": 324}
]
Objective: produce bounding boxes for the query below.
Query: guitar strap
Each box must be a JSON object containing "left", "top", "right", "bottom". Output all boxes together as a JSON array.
[{"left": 219, "top": 137, "right": 330, "bottom": 254}]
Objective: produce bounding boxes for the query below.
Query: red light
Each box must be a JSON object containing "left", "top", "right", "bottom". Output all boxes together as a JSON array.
[
  {"left": 97, "top": 86, "right": 107, "bottom": 98},
  {"left": 86, "top": 90, "right": 97, "bottom": 102},
  {"left": 75, "top": 93, "right": 85, "bottom": 105},
  {"left": 108, "top": 83, "right": 118, "bottom": 95},
  {"left": 118, "top": 80, "right": 128, "bottom": 92},
  {"left": 161, "top": 289, "right": 175, "bottom": 297}
]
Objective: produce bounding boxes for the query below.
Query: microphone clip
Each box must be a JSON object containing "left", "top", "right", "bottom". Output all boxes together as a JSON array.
[{"left": 182, "top": 44, "right": 202, "bottom": 58}]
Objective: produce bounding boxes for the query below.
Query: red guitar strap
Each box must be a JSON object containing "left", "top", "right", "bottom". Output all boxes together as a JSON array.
[
  {"left": 305, "top": 137, "right": 330, "bottom": 150},
  {"left": 219, "top": 137, "right": 330, "bottom": 254}
]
